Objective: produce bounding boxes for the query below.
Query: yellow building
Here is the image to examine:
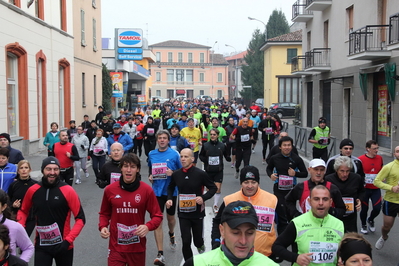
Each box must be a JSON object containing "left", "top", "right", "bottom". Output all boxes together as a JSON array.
[{"left": 260, "top": 30, "right": 302, "bottom": 108}]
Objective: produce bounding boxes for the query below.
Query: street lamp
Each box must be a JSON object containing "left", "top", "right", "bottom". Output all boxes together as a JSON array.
[
  {"left": 225, "top": 44, "right": 238, "bottom": 100},
  {"left": 248, "top": 16, "right": 267, "bottom": 40},
  {"left": 211, "top": 41, "right": 217, "bottom": 99}
]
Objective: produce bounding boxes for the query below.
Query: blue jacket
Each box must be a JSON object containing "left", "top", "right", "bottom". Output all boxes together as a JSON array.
[
  {"left": 0, "top": 163, "right": 17, "bottom": 193},
  {"left": 107, "top": 131, "right": 133, "bottom": 154}
]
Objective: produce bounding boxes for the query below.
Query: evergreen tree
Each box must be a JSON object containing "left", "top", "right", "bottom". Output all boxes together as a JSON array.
[
  {"left": 101, "top": 63, "right": 113, "bottom": 112},
  {"left": 241, "top": 29, "right": 265, "bottom": 101},
  {"left": 266, "top": 9, "right": 290, "bottom": 39}
]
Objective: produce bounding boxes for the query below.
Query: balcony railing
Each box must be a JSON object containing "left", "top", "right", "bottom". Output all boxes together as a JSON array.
[
  {"left": 305, "top": 48, "right": 331, "bottom": 68},
  {"left": 305, "top": 0, "right": 332, "bottom": 11},
  {"left": 291, "top": 55, "right": 307, "bottom": 73},
  {"left": 349, "top": 25, "right": 390, "bottom": 55},
  {"left": 292, "top": 0, "right": 313, "bottom": 21},
  {"left": 389, "top": 13, "right": 399, "bottom": 45}
]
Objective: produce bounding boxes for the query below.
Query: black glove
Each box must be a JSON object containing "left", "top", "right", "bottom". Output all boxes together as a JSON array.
[
  {"left": 80, "top": 145, "right": 85, "bottom": 150},
  {"left": 98, "top": 150, "right": 104, "bottom": 155},
  {"left": 318, "top": 139, "right": 324, "bottom": 145},
  {"left": 327, "top": 138, "right": 331, "bottom": 145},
  {"left": 212, "top": 239, "right": 221, "bottom": 250},
  {"left": 55, "top": 240, "right": 70, "bottom": 254},
  {"left": 251, "top": 139, "right": 256, "bottom": 144},
  {"left": 226, "top": 156, "right": 232, "bottom": 162}
]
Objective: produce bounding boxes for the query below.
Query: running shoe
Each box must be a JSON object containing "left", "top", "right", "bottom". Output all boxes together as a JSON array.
[
  {"left": 197, "top": 245, "right": 206, "bottom": 254},
  {"left": 375, "top": 236, "right": 386, "bottom": 250},
  {"left": 262, "top": 160, "right": 266, "bottom": 165},
  {"left": 154, "top": 254, "right": 165, "bottom": 266},
  {"left": 252, "top": 149, "right": 255, "bottom": 154},
  {"left": 235, "top": 172, "right": 239, "bottom": 179},
  {"left": 169, "top": 234, "right": 177, "bottom": 251},
  {"left": 75, "top": 179, "right": 81, "bottom": 185},
  {"left": 85, "top": 171, "right": 89, "bottom": 178},
  {"left": 231, "top": 163, "right": 235, "bottom": 168},
  {"left": 367, "top": 218, "right": 375, "bottom": 232},
  {"left": 360, "top": 225, "right": 368, "bottom": 234},
  {"left": 213, "top": 205, "right": 219, "bottom": 214}
]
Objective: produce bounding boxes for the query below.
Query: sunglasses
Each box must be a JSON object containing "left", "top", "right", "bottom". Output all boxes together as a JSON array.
[{"left": 343, "top": 147, "right": 353, "bottom": 150}]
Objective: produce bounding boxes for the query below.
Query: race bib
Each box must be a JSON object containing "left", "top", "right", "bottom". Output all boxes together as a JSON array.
[
  {"left": 147, "top": 128, "right": 155, "bottom": 135},
  {"left": 152, "top": 163, "right": 167, "bottom": 180},
  {"left": 110, "top": 173, "right": 121, "bottom": 184},
  {"left": 310, "top": 241, "right": 337, "bottom": 264},
  {"left": 240, "top": 134, "right": 250, "bottom": 142},
  {"left": 179, "top": 194, "right": 196, "bottom": 213},
  {"left": 265, "top": 127, "right": 273, "bottom": 135},
  {"left": 189, "top": 142, "right": 196, "bottom": 150},
  {"left": 208, "top": 156, "right": 220, "bottom": 166},
  {"left": 343, "top": 197, "right": 354, "bottom": 215},
  {"left": 203, "top": 131, "right": 208, "bottom": 138},
  {"left": 278, "top": 175, "right": 294, "bottom": 190},
  {"left": 365, "top": 174, "right": 377, "bottom": 184},
  {"left": 36, "top": 222, "right": 63, "bottom": 246},
  {"left": 319, "top": 137, "right": 328, "bottom": 145},
  {"left": 117, "top": 223, "right": 140, "bottom": 245},
  {"left": 93, "top": 148, "right": 102, "bottom": 153},
  {"left": 254, "top": 205, "right": 275, "bottom": 232}
]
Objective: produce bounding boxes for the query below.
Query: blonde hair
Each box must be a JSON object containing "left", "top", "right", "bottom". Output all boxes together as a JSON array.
[{"left": 17, "top": 160, "right": 31, "bottom": 170}]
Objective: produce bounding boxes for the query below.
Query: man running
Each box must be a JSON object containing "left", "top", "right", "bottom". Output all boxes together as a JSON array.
[{"left": 230, "top": 117, "right": 253, "bottom": 179}]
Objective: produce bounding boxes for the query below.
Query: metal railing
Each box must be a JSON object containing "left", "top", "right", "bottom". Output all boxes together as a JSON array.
[
  {"left": 389, "top": 13, "right": 399, "bottom": 45},
  {"left": 306, "top": 0, "right": 332, "bottom": 6},
  {"left": 349, "top": 25, "right": 390, "bottom": 55},
  {"left": 291, "top": 55, "right": 307, "bottom": 72},
  {"left": 293, "top": 125, "right": 337, "bottom": 158},
  {"left": 292, "top": 0, "right": 313, "bottom": 20},
  {"left": 305, "top": 48, "right": 331, "bottom": 68}
]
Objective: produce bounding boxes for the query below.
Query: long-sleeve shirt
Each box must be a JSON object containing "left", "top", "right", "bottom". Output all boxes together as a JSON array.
[{"left": 374, "top": 159, "right": 399, "bottom": 204}]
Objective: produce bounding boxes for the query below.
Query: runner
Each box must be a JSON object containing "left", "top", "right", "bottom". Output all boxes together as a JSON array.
[
  {"left": 249, "top": 109, "right": 260, "bottom": 153},
  {"left": 166, "top": 148, "right": 217, "bottom": 261},
  {"left": 148, "top": 130, "right": 182, "bottom": 266},
  {"left": 97, "top": 143, "right": 123, "bottom": 188},
  {"left": 230, "top": 117, "right": 253, "bottom": 179},
  {"left": 308, "top": 117, "right": 331, "bottom": 162},
  {"left": 180, "top": 118, "right": 202, "bottom": 167},
  {"left": 258, "top": 112, "right": 277, "bottom": 165},
  {"left": 224, "top": 117, "right": 237, "bottom": 168},
  {"left": 99, "top": 153, "right": 163, "bottom": 266}
]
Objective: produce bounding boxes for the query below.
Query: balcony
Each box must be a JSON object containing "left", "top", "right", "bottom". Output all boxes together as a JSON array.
[
  {"left": 348, "top": 25, "right": 392, "bottom": 60},
  {"left": 305, "top": 0, "right": 332, "bottom": 11},
  {"left": 291, "top": 56, "right": 312, "bottom": 75},
  {"left": 292, "top": 1, "right": 313, "bottom": 23},
  {"left": 388, "top": 13, "right": 399, "bottom": 50},
  {"left": 305, "top": 48, "right": 331, "bottom": 72}
]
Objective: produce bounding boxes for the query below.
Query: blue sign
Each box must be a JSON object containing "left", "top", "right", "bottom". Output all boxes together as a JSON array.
[
  {"left": 117, "top": 29, "right": 143, "bottom": 48},
  {"left": 117, "top": 48, "right": 143, "bottom": 54},
  {"left": 118, "top": 54, "right": 143, "bottom": 60}
]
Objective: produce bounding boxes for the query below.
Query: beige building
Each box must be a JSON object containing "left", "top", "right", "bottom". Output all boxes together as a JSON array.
[
  {"left": 149, "top": 40, "right": 229, "bottom": 100},
  {"left": 291, "top": 0, "right": 399, "bottom": 152},
  {"left": 73, "top": 0, "right": 102, "bottom": 124},
  {"left": 0, "top": 0, "right": 74, "bottom": 154}
]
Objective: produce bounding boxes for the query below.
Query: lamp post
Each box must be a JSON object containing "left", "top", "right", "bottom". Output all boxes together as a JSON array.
[
  {"left": 225, "top": 44, "right": 238, "bottom": 100},
  {"left": 248, "top": 16, "right": 267, "bottom": 40},
  {"left": 211, "top": 41, "right": 217, "bottom": 100}
]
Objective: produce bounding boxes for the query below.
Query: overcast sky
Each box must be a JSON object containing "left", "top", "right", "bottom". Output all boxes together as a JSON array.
[{"left": 101, "top": 0, "right": 295, "bottom": 55}]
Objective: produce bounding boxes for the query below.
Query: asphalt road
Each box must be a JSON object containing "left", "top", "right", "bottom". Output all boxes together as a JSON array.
[{"left": 24, "top": 120, "right": 399, "bottom": 266}]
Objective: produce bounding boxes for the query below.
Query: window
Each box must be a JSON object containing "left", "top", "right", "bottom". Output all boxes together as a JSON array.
[
  {"left": 6, "top": 53, "right": 18, "bottom": 136},
  {"left": 217, "top": 73, "right": 222, "bottom": 82},
  {"left": 278, "top": 77, "right": 301, "bottom": 103},
  {"left": 199, "top": 73, "right": 205, "bottom": 82},
  {"left": 324, "top": 20, "right": 329, "bottom": 48},
  {"left": 81, "top": 9, "right": 86, "bottom": 46},
  {"left": 156, "top": 52, "right": 161, "bottom": 62},
  {"left": 92, "top": 0, "right": 96, "bottom": 8},
  {"left": 9, "top": 0, "right": 20, "bottom": 7},
  {"left": 200, "top": 90, "right": 204, "bottom": 95},
  {"left": 168, "top": 52, "right": 173, "bottom": 62},
  {"left": 156, "top": 90, "right": 161, "bottom": 96},
  {"left": 217, "top": 90, "right": 223, "bottom": 99},
  {"left": 93, "top": 75, "right": 97, "bottom": 105},
  {"left": 35, "top": 0, "right": 44, "bottom": 20},
  {"left": 167, "top": 69, "right": 174, "bottom": 82},
  {"left": 186, "top": 70, "right": 193, "bottom": 83},
  {"left": 200, "top": 53, "right": 204, "bottom": 63},
  {"left": 82, "top": 73, "right": 86, "bottom": 107},
  {"left": 287, "top": 48, "right": 297, "bottom": 64},
  {"left": 167, "top": 90, "right": 174, "bottom": 98},
  {"left": 156, "top": 72, "right": 161, "bottom": 81},
  {"left": 93, "top": 18, "right": 97, "bottom": 51},
  {"left": 178, "top": 52, "right": 183, "bottom": 63},
  {"left": 347, "top": 5, "right": 354, "bottom": 33},
  {"left": 187, "top": 90, "right": 194, "bottom": 99},
  {"left": 176, "top": 70, "right": 184, "bottom": 82},
  {"left": 188, "top": 53, "right": 193, "bottom": 63},
  {"left": 232, "top": 71, "right": 235, "bottom": 81}
]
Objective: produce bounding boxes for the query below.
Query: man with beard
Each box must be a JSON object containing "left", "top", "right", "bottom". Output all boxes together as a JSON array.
[
  {"left": 97, "top": 143, "right": 124, "bottom": 188},
  {"left": 18, "top": 156, "right": 86, "bottom": 266},
  {"left": 272, "top": 185, "right": 344, "bottom": 266},
  {"left": 53, "top": 130, "right": 80, "bottom": 186}
]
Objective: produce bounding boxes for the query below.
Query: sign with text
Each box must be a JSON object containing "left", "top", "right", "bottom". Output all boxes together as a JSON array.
[{"left": 110, "top": 72, "right": 123, "bottom": 98}]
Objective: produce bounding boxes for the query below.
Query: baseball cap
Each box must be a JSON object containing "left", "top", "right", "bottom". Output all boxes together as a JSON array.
[
  {"left": 309, "top": 159, "right": 326, "bottom": 168},
  {"left": 102, "top": 116, "right": 108, "bottom": 120},
  {"left": 221, "top": 201, "right": 258, "bottom": 229},
  {"left": 113, "top": 123, "right": 122, "bottom": 129},
  {"left": 240, "top": 166, "right": 260, "bottom": 184}
]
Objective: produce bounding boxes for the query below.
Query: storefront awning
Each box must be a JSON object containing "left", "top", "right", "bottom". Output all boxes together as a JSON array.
[{"left": 176, "top": 89, "right": 185, "bottom": 94}]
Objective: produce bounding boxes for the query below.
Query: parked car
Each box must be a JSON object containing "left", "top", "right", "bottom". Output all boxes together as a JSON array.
[
  {"left": 268, "top": 102, "right": 297, "bottom": 118},
  {"left": 255, "top": 98, "right": 264, "bottom": 109},
  {"left": 151, "top": 96, "right": 169, "bottom": 104},
  {"left": 196, "top": 95, "right": 212, "bottom": 101}
]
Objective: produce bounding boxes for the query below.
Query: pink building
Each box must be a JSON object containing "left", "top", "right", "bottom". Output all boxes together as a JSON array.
[
  {"left": 225, "top": 51, "right": 247, "bottom": 100},
  {"left": 149, "top": 40, "right": 229, "bottom": 100}
]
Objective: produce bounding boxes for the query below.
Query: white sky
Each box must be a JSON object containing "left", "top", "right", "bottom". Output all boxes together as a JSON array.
[{"left": 101, "top": 0, "right": 295, "bottom": 55}]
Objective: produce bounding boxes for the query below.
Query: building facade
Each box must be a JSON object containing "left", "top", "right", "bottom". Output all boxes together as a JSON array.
[
  {"left": 73, "top": 0, "right": 102, "bottom": 124},
  {"left": 149, "top": 40, "right": 229, "bottom": 100},
  {"left": 0, "top": 0, "right": 74, "bottom": 154},
  {"left": 260, "top": 30, "right": 302, "bottom": 108},
  {"left": 225, "top": 51, "right": 247, "bottom": 101},
  {"left": 291, "top": 0, "right": 399, "bottom": 153}
]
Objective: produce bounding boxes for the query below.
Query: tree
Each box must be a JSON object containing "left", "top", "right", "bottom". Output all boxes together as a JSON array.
[
  {"left": 101, "top": 63, "right": 113, "bottom": 112},
  {"left": 266, "top": 9, "right": 290, "bottom": 39},
  {"left": 241, "top": 29, "right": 265, "bottom": 102}
]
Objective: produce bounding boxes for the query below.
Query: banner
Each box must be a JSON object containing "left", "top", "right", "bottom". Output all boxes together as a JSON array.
[
  {"left": 137, "top": 95, "right": 146, "bottom": 106},
  {"left": 377, "top": 85, "right": 388, "bottom": 136},
  {"left": 110, "top": 72, "right": 123, "bottom": 98}
]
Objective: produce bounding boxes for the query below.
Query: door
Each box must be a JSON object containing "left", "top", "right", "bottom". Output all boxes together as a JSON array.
[
  {"left": 343, "top": 88, "right": 351, "bottom": 138},
  {"left": 322, "top": 82, "right": 331, "bottom": 125},
  {"left": 306, "top": 82, "right": 313, "bottom": 128}
]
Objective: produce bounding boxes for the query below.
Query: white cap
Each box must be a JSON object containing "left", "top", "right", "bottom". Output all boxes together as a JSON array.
[{"left": 309, "top": 159, "right": 326, "bottom": 168}]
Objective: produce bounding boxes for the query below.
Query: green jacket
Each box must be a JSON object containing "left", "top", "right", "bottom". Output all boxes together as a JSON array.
[
  {"left": 293, "top": 211, "right": 344, "bottom": 266},
  {"left": 193, "top": 247, "right": 278, "bottom": 266}
]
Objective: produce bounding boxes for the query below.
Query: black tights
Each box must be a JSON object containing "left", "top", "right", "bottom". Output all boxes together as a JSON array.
[{"left": 179, "top": 217, "right": 204, "bottom": 261}]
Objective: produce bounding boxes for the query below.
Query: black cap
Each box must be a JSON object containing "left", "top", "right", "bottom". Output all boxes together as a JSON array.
[
  {"left": 98, "top": 106, "right": 103, "bottom": 109},
  {"left": 170, "top": 124, "right": 181, "bottom": 131},
  {"left": 0, "top": 133, "right": 11, "bottom": 144},
  {"left": 240, "top": 166, "right": 260, "bottom": 184},
  {"left": 41, "top": 156, "right": 60, "bottom": 172},
  {"left": 221, "top": 201, "right": 258, "bottom": 229},
  {"left": 340, "top": 138, "right": 354, "bottom": 149}
]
